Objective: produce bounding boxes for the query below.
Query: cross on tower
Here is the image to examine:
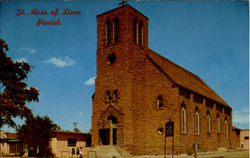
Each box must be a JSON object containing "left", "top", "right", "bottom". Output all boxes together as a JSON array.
[{"left": 119, "top": 0, "right": 127, "bottom": 6}]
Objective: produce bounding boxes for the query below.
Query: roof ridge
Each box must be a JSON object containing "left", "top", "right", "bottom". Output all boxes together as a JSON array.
[
  {"left": 145, "top": 53, "right": 175, "bottom": 84},
  {"left": 146, "top": 49, "right": 230, "bottom": 108},
  {"left": 148, "top": 49, "right": 207, "bottom": 86}
]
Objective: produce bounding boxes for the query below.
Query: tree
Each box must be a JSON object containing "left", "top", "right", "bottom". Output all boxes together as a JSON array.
[
  {"left": 17, "top": 115, "right": 61, "bottom": 157},
  {"left": 0, "top": 39, "right": 39, "bottom": 128}
]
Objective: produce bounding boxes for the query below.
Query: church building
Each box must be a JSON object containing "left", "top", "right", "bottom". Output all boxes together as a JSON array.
[{"left": 91, "top": 4, "right": 232, "bottom": 156}]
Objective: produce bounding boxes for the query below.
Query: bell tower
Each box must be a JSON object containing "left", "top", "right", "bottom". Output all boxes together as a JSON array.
[
  {"left": 96, "top": 4, "right": 148, "bottom": 51},
  {"left": 92, "top": 3, "right": 149, "bottom": 154}
]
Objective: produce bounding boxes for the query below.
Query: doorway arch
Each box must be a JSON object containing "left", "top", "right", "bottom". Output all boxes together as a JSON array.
[{"left": 98, "top": 106, "right": 121, "bottom": 146}]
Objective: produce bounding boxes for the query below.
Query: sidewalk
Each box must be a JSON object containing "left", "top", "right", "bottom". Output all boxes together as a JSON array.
[
  {"left": 1, "top": 149, "right": 249, "bottom": 158},
  {"left": 133, "top": 149, "right": 249, "bottom": 158},
  {"left": 194, "top": 149, "right": 249, "bottom": 158}
]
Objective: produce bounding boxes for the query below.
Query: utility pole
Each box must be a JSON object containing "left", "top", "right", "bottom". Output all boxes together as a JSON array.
[{"left": 73, "top": 122, "right": 78, "bottom": 130}]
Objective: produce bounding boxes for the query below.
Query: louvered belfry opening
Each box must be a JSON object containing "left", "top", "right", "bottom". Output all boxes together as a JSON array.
[
  {"left": 106, "top": 20, "right": 111, "bottom": 45},
  {"left": 134, "top": 18, "right": 138, "bottom": 44},
  {"left": 138, "top": 21, "right": 143, "bottom": 46},
  {"left": 113, "top": 17, "right": 119, "bottom": 43}
]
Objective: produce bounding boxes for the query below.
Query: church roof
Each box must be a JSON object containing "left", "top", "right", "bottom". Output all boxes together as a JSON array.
[
  {"left": 146, "top": 49, "right": 231, "bottom": 109},
  {"left": 97, "top": 4, "right": 148, "bottom": 20}
]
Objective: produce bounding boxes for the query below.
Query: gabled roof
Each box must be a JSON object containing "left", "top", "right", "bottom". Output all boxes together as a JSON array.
[{"left": 146, "top": 49, "right": 230, "bottom": 109}]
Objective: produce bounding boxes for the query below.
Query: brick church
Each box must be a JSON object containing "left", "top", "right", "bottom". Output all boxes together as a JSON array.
[{"left": 91, "top": 4, "right": 233, "bottom": 156}]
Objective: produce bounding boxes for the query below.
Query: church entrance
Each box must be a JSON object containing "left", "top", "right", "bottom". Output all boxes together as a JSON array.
[
  {"left": 113, "top": 128, "right": 117, "bottom": 145},
  {"left": 99, "top": 129, "right": 110, "bottom": 145},
  {"left": 99, "top": 115, "right": 118, "bottom": 145}
]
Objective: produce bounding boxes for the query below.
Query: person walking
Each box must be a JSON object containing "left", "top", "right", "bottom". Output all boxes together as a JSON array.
[
  {"left": 76, "top": 147, "right": 79, "bottom": 158},
  {"left": 79, "top": 147, "right": 83, "bottom": 158},
  {"left": 72, "top": 148, "right": 75, "bottom": 158},
  {"left": 241, "top": 140, "right": 244, "bottom": 148}
]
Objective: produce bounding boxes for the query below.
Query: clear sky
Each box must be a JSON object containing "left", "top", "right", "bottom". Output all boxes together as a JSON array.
[{"left": 0, "top": 0, "right": 249, "bottom": 133}]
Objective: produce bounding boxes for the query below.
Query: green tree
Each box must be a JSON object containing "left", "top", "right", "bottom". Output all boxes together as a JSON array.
[
  {"left": 0, "top": 39, "right": 39, "bottom": 128},
  {"left": 17, "top": 115, "right": 61, "bottom": 157}
]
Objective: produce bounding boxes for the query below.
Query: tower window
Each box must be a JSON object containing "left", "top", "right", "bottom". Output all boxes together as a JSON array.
[
  {"left": 108, "top": 54, "right": 116, "bottom": 65},
  {"left": 113, "top": 17, "right": 119, "bottom": 43},
  {"left": 106, "top": 91, "right": 112, "bottom": 101},
  {"left": 113, "top": 90, "right": 118, "bottom": 100},
  {"left": 134, "top": 18, "right": 138, "bottom": 44},
  {"left": 138, "top": 21, "right": 143, "bottom": 46},
  {"left": 106, "top": 20, "right": 111, "bottom": 45}
]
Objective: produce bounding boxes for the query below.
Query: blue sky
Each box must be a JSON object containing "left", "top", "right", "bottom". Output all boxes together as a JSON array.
[{"left": 0, "top": 0, "right": 249, "bottom": 132}]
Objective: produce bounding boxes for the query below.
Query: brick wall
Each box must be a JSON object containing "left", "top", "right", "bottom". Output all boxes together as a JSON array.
[{"left": 231, "top": 128, "right": 241, "bottom": 149}]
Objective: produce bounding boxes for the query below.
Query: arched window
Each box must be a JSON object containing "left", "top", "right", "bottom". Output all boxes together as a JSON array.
[
  {"left": 106, "top": 90, "right": 112, "bottom": 101},
  {"left": 113, "top": 17, "right": 119, "bottom": 43},
  {"left": 157, "top": 96, "right": 163, "bottom": 109},
  {"left": 181, "top": 105, "right": 186, "bottom": 134},
  {"left": 217, "top": 114, "right": 220, "bottom": 134},
  {"left": 107, "top": 115, "right": 118, "bottom": 124},
  {"left": 225, "top": 119, "right": 228, "bottom": 139},
  {"left": 133, "top": 18, "right": 138, "bottom": 44},
  {"left": 106, "top": 20, "right": 111, "bottom": 45},
  {"left": 138, "top": 21, "right": 143, "bottom": 46},
  {"left": 206, "top": 111, "right": 211, "bottom": 134},
  {"left": 194, "top": 108, "right": 199, "bottom": 134},
  {"left": 113, "top": 90, "right": 118, "bottom": 100}
]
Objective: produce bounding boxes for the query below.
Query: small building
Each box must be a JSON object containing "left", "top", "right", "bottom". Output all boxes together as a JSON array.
[
  {"left": 0, "top": 130, "right": 91, "bottom": 157},
  {"left": 0, "top": 130, "right": 23, "bottom": 157},
  {"left": 240, "top": 129, "right": 249, "bottom": 149},
  {"left": 50, "top": 131, "right": 91, "bottom": 158}
]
